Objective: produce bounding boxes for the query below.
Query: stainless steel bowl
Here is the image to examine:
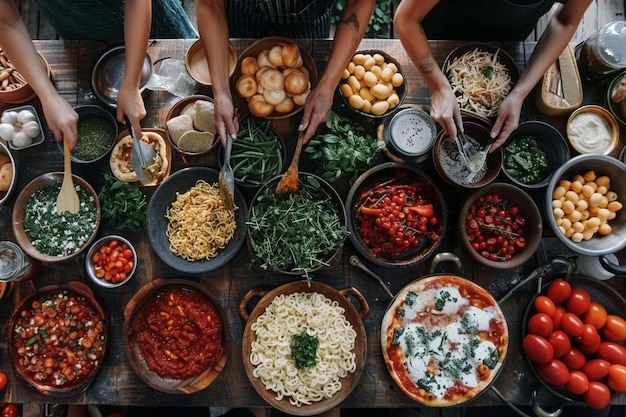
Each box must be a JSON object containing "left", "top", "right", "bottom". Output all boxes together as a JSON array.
[
  {"left": 0, "top": 142, "right": 16, "bottom": 206},
  {"left": 91, "top": 45, "right": 152, "bottom": 108}
]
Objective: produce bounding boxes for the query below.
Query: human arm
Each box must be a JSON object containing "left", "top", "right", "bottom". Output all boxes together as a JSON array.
[
  {"left": 197, "top": 0, "right": 238, "bottom": 146},
  {"left": 0, "top": 0, "right": 78, "bottom": 147},
  {"left": 298, "top": 0, "right": 376, "bottom": 143},
  {"left": 117, "top": 0, "right": 152, "bottom": 135},
  {"left": 490, "top": 0, "right": 592, "bottom": 149},
  {"left": 394, "top": 0, "right": 462, "bottom": 140}
]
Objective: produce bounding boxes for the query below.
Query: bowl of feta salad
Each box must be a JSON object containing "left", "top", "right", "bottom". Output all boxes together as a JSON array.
[{"left": 12, "top": 172, "right": 101, "bottom": 263}]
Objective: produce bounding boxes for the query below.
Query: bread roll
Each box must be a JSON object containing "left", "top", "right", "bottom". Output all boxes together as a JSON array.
[
  {"left": 248, "top": 94, "right": 274, "bottom": 117},
  {"left": 236, "top": 74, "right": 258, "bottom": 98},
  {"left": 281, "top": 43, "right": 300, "bottom": 68},
  {"left": 284, "top": 70, "right": 308, "bottom": 96},
  {"left": 194, "top": 100, "right": 216, "bottom": 133},
  {"left": 259, "top": 68, "right": 284, "bottom": 91},
  {"left": 269, "top": 45, "right": 284, "bottom": 67},
  {"left": 275, "top": 97, "right": 295, "bottom": 114},
  {"left": 166, "top": 114, "right": 194, "bottom": 145},
  {"left": 0, "top": 162, "right": 12, "bottom": 192},
  {"left": 263, "top": 88, "right": 286, "bottom": 106},
  {"left": 240, "top": 56, "right": 261, "bottom": 76}
]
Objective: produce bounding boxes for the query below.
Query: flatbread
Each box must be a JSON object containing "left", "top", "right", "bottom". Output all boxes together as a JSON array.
[
  {"left": 109, "top": 131, "right": 169, "bottom": 183},
  {"left": 166, "top": 114, "right": 194, "bottom": 145},
  {"left": 193, "top": 100, "right": 215, "bottom": 133},
  {"left": 177, "top": 130, "right": 215, "bottom": 153}
]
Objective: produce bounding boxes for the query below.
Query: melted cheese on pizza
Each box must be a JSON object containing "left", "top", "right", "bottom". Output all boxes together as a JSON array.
[{"left": 383, "top": 277, "right": 507, "bottom": 406}]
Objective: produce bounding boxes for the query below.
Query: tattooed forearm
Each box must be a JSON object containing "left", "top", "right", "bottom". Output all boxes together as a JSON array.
[{"left": 418, "top": 52, "right": 436, "bottom": 74}]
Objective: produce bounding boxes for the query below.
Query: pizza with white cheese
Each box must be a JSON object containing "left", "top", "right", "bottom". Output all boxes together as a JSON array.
[{"left": 381, "top": 275, "right": 508, "bottom": 406}]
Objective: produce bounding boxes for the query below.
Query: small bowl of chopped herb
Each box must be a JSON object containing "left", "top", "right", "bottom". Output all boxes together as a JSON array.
[
  {"left": 58, "top": 105, "right": 118, "bottom": 163},
  {"left": 502, "top": 121, "right": 570, "bottom": 189},
  {"left": 12, "top": 172, "right": 101, "bottom": 263}
]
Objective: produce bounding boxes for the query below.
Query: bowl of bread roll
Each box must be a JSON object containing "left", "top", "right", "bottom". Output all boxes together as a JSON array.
[
  {"left": 231, "top": 37, "right": 318, "bottom": 119},
  {"left": 0, "top": 142, "right": 16, "bottom": 205},
  {"left": 165, "top": 95, "right": 219, "bottom": 155}
]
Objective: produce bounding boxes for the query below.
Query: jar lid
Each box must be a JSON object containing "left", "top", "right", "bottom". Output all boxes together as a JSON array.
[
  {"left": 0, "top": 241, "right": 22, "bottom": 281},
  {"left": 384, "top": 108, "right": 436, "bottom": 159}
]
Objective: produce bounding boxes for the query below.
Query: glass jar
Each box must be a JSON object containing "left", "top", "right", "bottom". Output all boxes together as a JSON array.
[
  {"left": 579, "top": 21, "right": 626, "bottom": 80},
  {"left": 0, "top": 241, "right": 40, "bottom": 281}
]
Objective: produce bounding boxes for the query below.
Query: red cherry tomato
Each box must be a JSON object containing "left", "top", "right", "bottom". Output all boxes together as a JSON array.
[
  {"left": 565, "top": 370, "right": 589, "bottom": 395},
  {"left": 566, "top": 288, "right": 591, "bottom": 315},
  {"left": 583, "top": 381, "right": 611, "bottom": 410},
  {"left": 535, "top": 358, "right": 570, "bottom": 386},
  {"left": 534, "top": 295, "right": 556, "bottom": 317},
  {"left": 579, "top": 324, "right": 600, "bottom": 346},
  {"left": 582, "top": 302, "right": 608, "bottom": 329},
  {"left": 0, "top": 372, "right": 7, "bottom": 391},
  {"left": 561, "top": 313, "right": 584, "bottom": 337},
  {"left": 523, "top": 334, "right": 554, "bottom": 364},
  {"left": 552, "top": 305, "right": 566, "bottom": 330},
  {"left": 1, "top": 404, "right": 19, "bottom": 417},
  {"left": 546, "top": 279, "right": 571, "bottom": 304},
  {"left": 582, "top": 359, "right": 611, "bottom": 380},
  {"left": 549, "top": 330, "right": 572, "bottom": 358},
  {"left": 577, "top": 331, "right": 602, "bottom": 354},
  {"left": 597, "top": 341, "right": 626, "bottom": 366},
  {"left": 602, "top": 315, "right": 626, "bottom": 342},
  {"left": 527, "top": 313, "right": 554, "bottom": 338},
  {"left": 561, "top": 347, "right": 586, "bottom": 369},
  {"left": 607, "top": 364, "right": 626, "bottom": 392}
]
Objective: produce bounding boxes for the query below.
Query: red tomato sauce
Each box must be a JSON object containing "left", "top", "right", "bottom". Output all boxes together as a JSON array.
[{"left": 135, "top": 287, "right": 223, "bottom": 379}]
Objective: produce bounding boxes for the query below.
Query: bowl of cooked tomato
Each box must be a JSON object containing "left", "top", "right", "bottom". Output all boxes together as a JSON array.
[
  {"left": 345, "top": 162, "right": 447, "bottom": 268},
  {"left": 459, "top": 182, "right": 542, "bottom": 269},
  {"left": 7, "top": 281, "right": 109, "bottom": 396},
  {"left": 85, "top": 235, "right": 137, "bottom": 288}
]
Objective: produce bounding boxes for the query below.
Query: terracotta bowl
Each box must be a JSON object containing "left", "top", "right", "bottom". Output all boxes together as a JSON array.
[
  {"left": 185, "top": 39, "right": 237, "bottom": 86},
  {"left": 123, "top": 278, "right": 228, "bottom": 394},
  {"left": 0, "top": 52, "right": 51, "bottom": 104},
  {"left": 164, "top": 94, "right": 218, "bottom": 156},
  {"left": 12, "top": 172, "right": 101, "bottom": 263}
]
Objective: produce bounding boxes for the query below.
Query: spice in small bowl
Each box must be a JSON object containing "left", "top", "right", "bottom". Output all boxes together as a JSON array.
[
  {"left": 86, "top": 235, "right": 136, "bottom": 288},
  {"left": 61, "top": 105, "right": 118, "bottom": 163}
]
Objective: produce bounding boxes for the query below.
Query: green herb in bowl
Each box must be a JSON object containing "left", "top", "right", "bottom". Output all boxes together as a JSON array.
[
  {"left": 98, "top": 173, "right": 147, "bottom": 230},
  {"left": 503, "top": 135, "right": 548, "bottom": 185},
  {"left": 73, "top": 117, "right": 116, "bottom": 161}
]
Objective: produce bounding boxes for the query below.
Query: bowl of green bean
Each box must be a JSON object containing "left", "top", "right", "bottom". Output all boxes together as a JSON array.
[
  {"left": 56, "top": 105, "right": 118, "bottom": 163},
  {"left": 218, "top": 116, "right": 286, "bottom": 188},
  {"left": 246, "top": 172, "right": 348, "bottom": 277}
]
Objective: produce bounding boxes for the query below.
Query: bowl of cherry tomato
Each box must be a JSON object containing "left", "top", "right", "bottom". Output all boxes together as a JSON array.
[
  {"left": 459, "top": 182, "right": 542, "bottom": 269},
  {"left": 523, "top": 270, "right": 626, "bottom": 410},
  {"left": 346, "top": 162, "right": 447, "bottom": 268},
  {"left": 85, "top": 235, "right": 137, "bottom": 288}
]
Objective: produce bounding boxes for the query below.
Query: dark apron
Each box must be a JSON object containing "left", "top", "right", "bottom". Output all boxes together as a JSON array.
[
  {"left": 225, "top": 0, "right": 335, "bottom": 38},
  {"left": 422, "top": 0, "right": 565, "bottom": 41}
]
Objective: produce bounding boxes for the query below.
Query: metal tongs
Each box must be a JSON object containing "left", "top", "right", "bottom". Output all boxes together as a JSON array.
[{"left": 455, "top": 126, "right": 476, "bottom": 172}]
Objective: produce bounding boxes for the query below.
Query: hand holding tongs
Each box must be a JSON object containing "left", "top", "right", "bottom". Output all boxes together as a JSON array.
[{"left": 454, "top": 124, "right": 476, "bottom": 172}]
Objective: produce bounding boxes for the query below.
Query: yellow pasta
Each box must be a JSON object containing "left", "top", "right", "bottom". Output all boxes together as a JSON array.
[
  {"left": 250, "top": 292, "right": 357, "bottom": 407},
  {"left": 165, "top": 180, "right": 236, "bottom": 261},
  {"left": 446, "top": 48, "right": 512, "bottom": 117}
]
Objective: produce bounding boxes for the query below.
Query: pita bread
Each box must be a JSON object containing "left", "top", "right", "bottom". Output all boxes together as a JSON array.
[
  {"left": 110, "top": 131, "right": 169, "bottom": 183},
  {"left": 193, "top": 100, "right": 215, "bottom": 133},
  {"left": 166, "top": 114, "right": 194, "bottom": 145},
  {"left": 181, "top": 102, "right": 196, "bottom": 119},
  {"left": 177, "top": 130, "right": 215, "bottom": 153}
]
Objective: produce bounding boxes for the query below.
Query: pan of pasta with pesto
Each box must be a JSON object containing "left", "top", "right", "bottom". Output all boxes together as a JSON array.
[{"left": 239, "top": 280, "right": 369, "bottom": 416}]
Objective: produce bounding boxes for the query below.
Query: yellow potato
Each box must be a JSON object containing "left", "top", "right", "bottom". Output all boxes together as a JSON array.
[
  {"left": 340, "top": 83, "right": 353, "bottom": 98},
  {"left": 363, "top": 71, "right": 378, "bottom": 88},
  {"left": 348, "top": 94, "right": 366, "bottom": 110},
  {"left": 371, "top": 100, "right": 390, "bottom": 115},
  {"left": 371, "top": 83, "right": 391, "bottom": 100}
]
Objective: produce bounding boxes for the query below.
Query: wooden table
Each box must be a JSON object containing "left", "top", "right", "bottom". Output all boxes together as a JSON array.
[{"left": 0, "top": 39, "right": 625, "bottom": 411}]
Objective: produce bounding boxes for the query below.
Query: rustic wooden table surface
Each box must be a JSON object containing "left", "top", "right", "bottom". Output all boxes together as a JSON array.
[{"left": 0, "top": 39, "right": 625, "bottom": 411}]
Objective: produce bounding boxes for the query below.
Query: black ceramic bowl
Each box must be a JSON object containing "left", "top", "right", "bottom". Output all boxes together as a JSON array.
[
  {"left": 146, "top": 167, "right": 247, "bottom": 274},
  {"left": 56, "top": 105, "right": 118, "bottom": 163}
]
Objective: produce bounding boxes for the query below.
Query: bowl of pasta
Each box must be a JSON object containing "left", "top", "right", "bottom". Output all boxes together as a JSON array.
[
  {"left": 239, "top": 280, "right": 368, "bottom": 415},
  {"left": 443, "top": 43, "right": 520, "bottom": 119},
  {"left": 145, "top": 167, "right": 248, "bottom": 274}
]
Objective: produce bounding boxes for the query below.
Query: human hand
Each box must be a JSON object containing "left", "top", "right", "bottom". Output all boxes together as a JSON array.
[
  {"left": 429, "top": 87, "right": 462, "bottom": 140},
  {"left": 40, "top": 95, "right": 79, "bottom": 149},
  {"left": 490, "top": 93, "right": 523, "bottom": 151},
  {"left": 115, "top": 84, "right": 146, "bottom": 137},
  {"left": 213, "top": 93, "right": 239, "bottom": 146},
  {"left": 298, "top": 85, "right": 332, "bottom": 143}
]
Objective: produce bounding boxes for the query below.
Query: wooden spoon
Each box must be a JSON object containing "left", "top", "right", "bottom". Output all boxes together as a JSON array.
[
  {"left": 275, "top": 131, "right": 305, "bottom": 194},
  {"left": 56, "top": 138, "right": 80, "bottom": 214}
]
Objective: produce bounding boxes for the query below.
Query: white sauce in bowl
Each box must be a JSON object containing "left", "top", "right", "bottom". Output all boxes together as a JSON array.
[{"left": 567, "top": 112, "right": 611, "bottom": 153}]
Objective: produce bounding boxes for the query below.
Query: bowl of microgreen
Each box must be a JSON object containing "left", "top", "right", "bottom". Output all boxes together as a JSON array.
[
  {"left": 247, "top": 172, "right": 348, "bottom": 277},
  {"left": 98, "top": 172, "right": 147, "bottom": 230},
  {"left": 56, "top": 105, "right": 118, "bottom": 163},
  {"left": 501, "top": 121, "right": 570, "bottom": 189},
  {"left": 12, "top": 172, "right": 101, "bottom": 263}
]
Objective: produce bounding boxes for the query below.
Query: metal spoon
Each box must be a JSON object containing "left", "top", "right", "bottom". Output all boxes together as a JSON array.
[
  {"left": 123, "top": 115, "right": 156, "bottom": 185},
  {"left": 349, "top": 255, "right": 394, "bottom": 298},
  {"left": 218, "top": 135, "right": 235, "bottom": 210}
]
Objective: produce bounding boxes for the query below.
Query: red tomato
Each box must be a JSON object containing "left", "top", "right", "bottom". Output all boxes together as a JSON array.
[
  {"left": 546, "top": 279, "right": 572, "bottom": 304},
  {"left": 534, "top": 295, "right": 556, "bottom": 317},
  {"left": 535, "top": 358, "right": 570, "bottom": 386},
  {"left": 579, "top": 324, "right": 600, "bottom": 346},
  {"left": 549, "top": 330, "right": 572, "bottom": 358},
  {"left": 582, "top": 359, "right": 611, "bottom": 380},
  {"left": 583, "top": 302, "right": 608, "bottom": 329},
  {"left": 527, "top": 313, "right": 554, "bottom": 338},
  {"left": 552, "top": 305, "right": 566, "bottom": 330},
  {"left": 602, "top": 315, "right": 626, "bottom": 342},
  {"left": 597, "top": 341, "right": 626, "bottom": 366},
  {"left": 565, "top": 370, "right": 589, "bottom": 395},
  {"left": 607, "top": 364, "right": 626, "bottom": 392},
  {"left": 1, "top": 404, "right": 19, "bottom": 417},
  {"left": 523, "top": 334, "right": 554, "bottom": 363},
  {"left": 566, "top": 288, "right": 591, "bottom": 315},
  {"left": 561, "top": 347, "right": 586, "bottom": 369},
  {"left": 561, "top": 312, "right": 585, "bottom": 337},
  {"left": 577, "top": 330, "right": 601, "bottom": 354},
  {"left": 583, "top": 381, "right": 611, "bottom": 410},
  {"left": 0, "top": 372, "right": 7, "bottom": 391}
]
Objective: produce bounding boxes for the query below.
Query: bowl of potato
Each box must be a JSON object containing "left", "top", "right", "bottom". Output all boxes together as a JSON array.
[
  {"left": 0, "top": 142, "right": 16, "bottom": 205},
  {"left": 337, "top": 50, "right": 406, "bottom": 119},
  {"left": 231, "top": 37, "right": 318, "bottom": 119}
]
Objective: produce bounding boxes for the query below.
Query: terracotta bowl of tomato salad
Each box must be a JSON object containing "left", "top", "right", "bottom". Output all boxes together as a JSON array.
[
  {"left": 459, "top": 182, "right": 542, "bottom": 269},
  {"left": 522, "top": 270, "right": 626, "bottom": 409},
  {"left": 85, "top": 235, "right": 137, "bottom": 288},
  {"left": 346, "top": 162, "right": 447, "bottom": 268}
]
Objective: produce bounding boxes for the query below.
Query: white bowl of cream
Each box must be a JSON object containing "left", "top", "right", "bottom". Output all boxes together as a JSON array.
[{"left": 566, "top": 105, "right": 619, "bottom": 154}]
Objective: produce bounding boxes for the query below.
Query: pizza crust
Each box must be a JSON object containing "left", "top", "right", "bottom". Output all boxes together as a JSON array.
[{"left": 109, "top": 131, "right": 169, "bottom": 183}]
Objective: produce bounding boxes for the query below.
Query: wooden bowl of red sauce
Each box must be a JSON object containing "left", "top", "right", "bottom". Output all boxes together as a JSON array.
[
  {"left": 123, "top": 278, "right": 227, "bottom": 394},
  {"left": 7, "top": 281, "right": 109, "bottom": 397}
]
